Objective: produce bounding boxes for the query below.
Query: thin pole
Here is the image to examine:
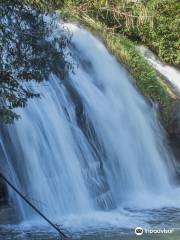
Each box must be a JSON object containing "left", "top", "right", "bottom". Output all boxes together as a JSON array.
[{"left": 0, "top": 172, "right": 68, "bottom": 239}]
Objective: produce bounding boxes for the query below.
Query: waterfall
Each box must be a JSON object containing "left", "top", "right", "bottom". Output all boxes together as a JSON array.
[
  {"left": 0, "top": 22, "right": 180, "bottom": 229},
  {"left": 138, "top": 46, "right": 180, "bottom": 95}
]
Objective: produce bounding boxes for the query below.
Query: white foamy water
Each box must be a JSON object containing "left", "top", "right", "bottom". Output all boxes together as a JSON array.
[
  {"left": 138, "top": 45, "right": 180, "bottom": 94},
  {"left": 1, "top": 22, "right": 180, "bottom": 236}
]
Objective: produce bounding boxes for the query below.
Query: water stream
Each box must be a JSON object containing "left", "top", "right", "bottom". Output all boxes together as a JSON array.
[
  {"left": 1, "top": 22, "right": 180, "bottom": 239},
  {"left": 138, "top": 46, "right": 180, "bottom": 95}
]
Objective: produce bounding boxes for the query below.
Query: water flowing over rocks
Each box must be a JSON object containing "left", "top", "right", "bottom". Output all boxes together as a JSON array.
[{"left": 1, "top": 11, "right": 180, "bottom": 239}]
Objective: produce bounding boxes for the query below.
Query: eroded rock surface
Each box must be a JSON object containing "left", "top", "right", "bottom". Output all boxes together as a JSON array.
[{"left": 168, "top": 101, "right": 180, "bottom": 161}]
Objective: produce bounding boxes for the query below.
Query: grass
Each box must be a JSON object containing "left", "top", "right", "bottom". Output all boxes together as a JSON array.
[{"left": 63, "top": 0, "right": 180, "bottom": 66}]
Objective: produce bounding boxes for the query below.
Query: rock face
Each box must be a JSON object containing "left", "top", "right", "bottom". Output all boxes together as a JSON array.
[
  {"left": 0, "top": 206, "right": 21, "bottom": 224},
  {"left": 168, "top": 101, "right": 180, "bottom": 137},
  {"left": 0, "top": 179, "right": 21, "bottom": 224},
  {"left": 0, "top": 178, "right": 8, "bottom": 206},
  {"left": 168, "top": 101, "right": 180, "bottom": 162}
]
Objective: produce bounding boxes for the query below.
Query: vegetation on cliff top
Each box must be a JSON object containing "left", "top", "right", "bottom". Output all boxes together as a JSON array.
[
  {"left": 63, "top": 0, "right": 180, "bottom": 66},
  {"left": 62, "top": 2, "right": 178, "bottom": 126}
]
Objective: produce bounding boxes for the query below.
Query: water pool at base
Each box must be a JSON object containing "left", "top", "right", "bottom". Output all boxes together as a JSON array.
[{"left": 1, "top": 208, "right": 180, "bottom": 240}]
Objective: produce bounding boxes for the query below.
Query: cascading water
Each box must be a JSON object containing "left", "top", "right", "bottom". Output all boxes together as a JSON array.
[
  {"left": 138, "top": 46, "right": 180, "bottom": 95},
  {"left": 1, "top": 20, "right": 180, "bottom": 236}
]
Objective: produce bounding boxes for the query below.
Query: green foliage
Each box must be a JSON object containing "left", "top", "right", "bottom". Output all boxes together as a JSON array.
[
  {"left": 65, "top": 0, "right": 180, "bottom": 65},
  {"left": 0, "top": 0, "right": 71, "bottom": 123},
  {"left": 125, "top": 0, "right": 180, "bottom": 65},
  {"left": 24, "top": 0, "right": 65, "bottom": 11}
]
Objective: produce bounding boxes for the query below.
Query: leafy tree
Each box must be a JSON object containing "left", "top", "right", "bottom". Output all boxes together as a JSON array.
[{"left": 0, "top": 0, "right": 72, "bottom": 123}]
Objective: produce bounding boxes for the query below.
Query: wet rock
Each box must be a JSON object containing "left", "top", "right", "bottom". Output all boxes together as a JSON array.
[
  {"left": 0, "top": 176, "right": 21, "bottom": 224},
  {"left": 0, "top": 178, "right": 8, "bottom": 206},
  {"left": 168, "top": 100, "right": 180, "bottom": 161},
  {"left": 168, "top": 101, "right": 180, "bottom": 136},
  {"left": 0, "top": 206, "right": 21, "bottom": 224}
]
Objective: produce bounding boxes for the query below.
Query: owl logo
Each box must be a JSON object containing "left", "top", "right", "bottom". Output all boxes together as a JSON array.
[{"left": 135, "top": 227, "right": 144, "bottom": 236}]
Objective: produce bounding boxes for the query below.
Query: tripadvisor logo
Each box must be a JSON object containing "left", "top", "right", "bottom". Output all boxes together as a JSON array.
[
  {"left": 135, "top": 227, "right": 144, "bottom": 236},
  {"left": 135, "top": 227, "right": 174, "bottom": 236}
]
